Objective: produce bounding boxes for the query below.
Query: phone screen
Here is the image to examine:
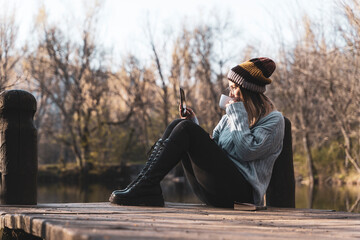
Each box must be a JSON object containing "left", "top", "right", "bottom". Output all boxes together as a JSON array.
[{"left": 180, "top": 88, "right": 186, "bottom": 117}]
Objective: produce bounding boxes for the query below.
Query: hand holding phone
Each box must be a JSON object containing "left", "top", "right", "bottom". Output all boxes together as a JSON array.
[
  {"left": 178, "top": 88, "right": 198, "bottom": 124},
  {"left": 180, "top": 88, "right": 187, "bottom": 117},
  {"left": 179, "top": 88, "right": 197, "bottom": 120}
]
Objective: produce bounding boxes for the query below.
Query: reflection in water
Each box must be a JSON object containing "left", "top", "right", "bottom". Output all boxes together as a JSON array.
[
  {"left": 37, "top": 179, "right": 201, "bottom": 204},
  {"left": 38, "top": 181, "right": 359, "bottom": 213},
  {"left": 37, "top": 182, "right": 115, "bottom": 203},
  {"left": 296, "top": 184, "right": 360, "bottom": 213}
]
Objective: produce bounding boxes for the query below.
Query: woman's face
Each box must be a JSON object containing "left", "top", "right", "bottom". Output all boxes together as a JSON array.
[{"left": 228, "top": 81, "right": 244, "bottom": 101}]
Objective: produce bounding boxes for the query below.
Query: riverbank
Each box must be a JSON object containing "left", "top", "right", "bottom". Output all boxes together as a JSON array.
[
  {"left": 37, "top": 163, "right": 140, "bottom": 185},
  {"left": 327, "top": 173, "right": 360, "bottom": 185},
  {"left": 298, "top": 172, "right": 360, "bottom": 186}
]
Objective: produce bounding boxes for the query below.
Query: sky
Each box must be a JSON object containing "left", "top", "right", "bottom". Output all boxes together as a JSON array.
[{"left": 2, "top": 0, "right": 338, "bottom": 63}]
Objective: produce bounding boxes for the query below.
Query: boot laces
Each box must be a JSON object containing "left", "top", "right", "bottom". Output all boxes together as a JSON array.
[
  {"left": 129, "top": 139, "right": 163, "bottom": 188},
  {"left": 132, "top": 143, "right": 165, "bottom": 188}
]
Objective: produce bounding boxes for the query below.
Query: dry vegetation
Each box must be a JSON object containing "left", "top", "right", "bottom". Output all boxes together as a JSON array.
[{"left": 0, "top": 1, "right": 359, "bottom": 183}]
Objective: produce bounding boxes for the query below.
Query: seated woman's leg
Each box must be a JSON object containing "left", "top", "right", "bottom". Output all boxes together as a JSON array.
[
  {"left": 109, "top": 119, "right": 188, "bottom": 206},
  {"left": 109, "top": 119, "right": 252, "bottom": 207},
  {"left": 147, "top": 119, "right": 184, "bottom": 156},
  {"left": 169, "top": 121, "right": 253, "bottom": 207},
  {"left": 121, "top": 119, "right": 185, "bottom": 193},
  {"left": 181, "top": 154, "right": 216, "bottom": 205}
]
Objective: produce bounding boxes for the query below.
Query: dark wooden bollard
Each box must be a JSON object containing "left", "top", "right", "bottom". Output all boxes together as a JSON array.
[
  {"left": 0, "top": 90, "right": 37, "bottom": 205},
  {"left": 266, "top": 117, "right": 295, "bottom": 208}
]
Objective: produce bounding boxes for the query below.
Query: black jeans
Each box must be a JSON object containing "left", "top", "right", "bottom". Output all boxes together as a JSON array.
[{"left": 162, "top": 119, "right": 253, "bottom": 207}]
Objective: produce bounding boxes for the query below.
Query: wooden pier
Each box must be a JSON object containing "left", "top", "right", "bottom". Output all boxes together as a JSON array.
[{"left": 0, "top": 202, "right": 360, "bottom": 240}]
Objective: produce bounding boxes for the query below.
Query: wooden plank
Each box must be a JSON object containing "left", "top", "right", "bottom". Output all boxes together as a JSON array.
[{"left": 0, "top": 202, "right": 359, "bottom": 240}]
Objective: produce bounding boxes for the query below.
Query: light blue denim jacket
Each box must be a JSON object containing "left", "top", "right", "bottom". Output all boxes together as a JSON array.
[{"left": 212, "top": 102, "right": 285, "bottom": 205}]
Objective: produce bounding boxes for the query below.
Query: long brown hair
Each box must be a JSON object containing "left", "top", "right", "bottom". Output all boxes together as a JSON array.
[{"left": 239, "top": 86, "right": 275, "bottom": 128}]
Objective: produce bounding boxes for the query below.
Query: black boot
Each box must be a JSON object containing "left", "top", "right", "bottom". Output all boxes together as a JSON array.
[
  {"left": 114, "top": 139, "right": 163, "bottom": 193},
  {"left": 109, "top": 139, "right": 182, "bottom": 206}
]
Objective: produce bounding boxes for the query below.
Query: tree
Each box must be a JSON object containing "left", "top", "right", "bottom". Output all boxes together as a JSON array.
[
  {"left": 324, "top": 0, "right": 360, "bottom": 173},
  {"left": 0, "top": 11, "right": 20, "bottom": 91},
  {"left": 26, "top": 6, "right": 111, "bottom": 171},
  {"left": 110, "top": 54, "right": 158, "bottom": 151},
  {"left": 168, "top": 14, "right": 241, "bottom": 132},
  {"left": 271, "top": 17, "right": 326, "bottom": 185},
  {"left": 145, "top": 19, "right": 171, "bottom": 129}
]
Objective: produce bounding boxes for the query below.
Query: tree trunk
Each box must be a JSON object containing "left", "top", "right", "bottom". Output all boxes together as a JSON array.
[
  {"left": 80, "top": 136, "right": 90, "bottom": 170},
  {"left": 307, "top": 184, "right": 315, "bottom": 209},
  {"left": 162, "top": 86, "right": 169, "bottom": 128},
  {"left": 75, "top": 156, "right": 83, "bottom": 170},
  {"left": 80, "top": 114, "right": 91, "bottom": 172},
  {"left": 302, "top": 132, "right": 317, "bottom": 185},
  {"left": 340, "top": 125, "right": 360, "bottom": 173},
  {"left": 70, "top": 133, "right": 83, "bottom": 170},
  {"left": 150, "top": 40, "right": 169, "bottom": 128}
]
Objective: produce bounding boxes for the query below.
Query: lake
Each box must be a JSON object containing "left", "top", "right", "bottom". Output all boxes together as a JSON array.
[{"left": 37, "top": 179, "right": 360, "bottom": 213}]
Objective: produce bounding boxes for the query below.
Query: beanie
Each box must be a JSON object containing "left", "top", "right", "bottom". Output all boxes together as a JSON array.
[{"left": 227, "top": 57, "right": 276, "bottom": 93}]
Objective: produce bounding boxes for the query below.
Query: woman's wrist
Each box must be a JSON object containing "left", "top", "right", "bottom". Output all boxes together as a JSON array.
[
  {"left": 233, "top": 96, "right": 243, "bottom": 102},
  {"left": 190, "top": 116, "right": 199, "bottom": 125}
]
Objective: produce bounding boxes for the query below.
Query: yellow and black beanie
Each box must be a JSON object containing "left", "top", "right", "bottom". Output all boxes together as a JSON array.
[{"left": 227, "top": 57, "right": 276, "bottom": 93}]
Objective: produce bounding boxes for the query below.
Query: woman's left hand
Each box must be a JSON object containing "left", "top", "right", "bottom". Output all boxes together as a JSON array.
[
  {"left": 179, "top": 105, "right": 196, "bottom": 120},
  {"left": 226, "top": 97, "right": 242, "bottom": 108}
]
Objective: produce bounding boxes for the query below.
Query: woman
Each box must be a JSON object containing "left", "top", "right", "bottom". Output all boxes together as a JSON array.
[{"left": 109, "top": 57, "right": 284, "bottom": 208}]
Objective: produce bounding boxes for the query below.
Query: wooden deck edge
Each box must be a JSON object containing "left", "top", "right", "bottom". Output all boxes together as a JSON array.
[
  {"left": 0, "top": 227, "right": 42, "bottom": 240},
  {"left": 0, "top": 213, "right": 88, "bottom": 240},
  {"left": 0, "top": 202, "right": 359, "bottom": 240}
]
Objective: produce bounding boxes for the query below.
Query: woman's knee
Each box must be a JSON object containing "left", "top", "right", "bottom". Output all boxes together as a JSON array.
[
  {"left": 166, "top": 120, "right": 199, "bottom": 138},
  {"left": 170, "top": 119, "right": 185, "bottom": 126},
  {"left": 162, "top": 119, "right": 186, "bottom": 139},
  {"left": 176, "top": 119, "right": 199, "bottom": 131}
]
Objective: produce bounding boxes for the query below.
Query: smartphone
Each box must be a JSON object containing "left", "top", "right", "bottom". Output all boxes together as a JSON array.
[{"left": 179, "top": 88, "right": 187, "bottom": 117}]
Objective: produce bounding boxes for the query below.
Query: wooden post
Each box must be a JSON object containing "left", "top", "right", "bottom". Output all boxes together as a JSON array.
[
  {"left": 266, "top": 117, "right": 295, "bottom": 208},
  {"left": 0, "top": 90, "right": 37, "bottom": 205}
]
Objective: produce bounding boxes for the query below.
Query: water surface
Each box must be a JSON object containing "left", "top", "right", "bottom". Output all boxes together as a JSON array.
[{"left": 38, "top": 180, "right": 360, "bottom": 213}]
